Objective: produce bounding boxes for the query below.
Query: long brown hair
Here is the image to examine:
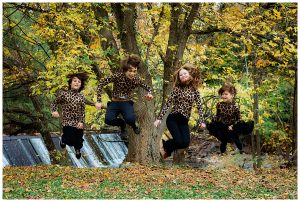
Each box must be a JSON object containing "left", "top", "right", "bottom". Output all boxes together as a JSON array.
[{"left": 173, "top": 64, "right": 201, "bottom": 89}]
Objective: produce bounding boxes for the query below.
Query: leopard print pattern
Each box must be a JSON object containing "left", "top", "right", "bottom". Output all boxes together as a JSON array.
[
  {"left": 51, "top": 90, "right": 85, "bottom": 127},
  {"left": 97, "top": 72, "right": 152, "bottom": 102},
  {"left": 214, "top": 101, "right": 240, "bottom": 125},
  {"left": 157, "top": 86, "right": 204, "bottom": 123}
]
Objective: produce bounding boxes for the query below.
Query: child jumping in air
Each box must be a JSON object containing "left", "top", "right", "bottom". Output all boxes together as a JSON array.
[
  {"left": 51, "top": 72, "right": 89, "bottom": 159},
  {"left": 207, "top": 82, "right": 254, "bottom": 154},
  {"left": 154, "top": 64, "right": 206, "bottom": 159},
  {"left": 95, "top": 54, "right": 153, "bottom": 140}
]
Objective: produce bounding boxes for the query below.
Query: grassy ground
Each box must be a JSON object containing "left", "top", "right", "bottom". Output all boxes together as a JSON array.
[{"left": 2, "top": 160, "right": 297, "bottom": 199}]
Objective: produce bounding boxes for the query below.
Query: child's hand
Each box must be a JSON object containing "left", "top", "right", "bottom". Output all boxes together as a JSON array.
[
  {"left": 228, "top": 125, "right": 233, "bottom": 130},
  {"left": 95, "top": 102, "right": 102, "bottom": 110},
  {"left": 154, "top": 120, "right": 161, "bottom": 128},
  {"left": 144, "top": 93, "right": 153, "bottom": 101},
  {"left": 77, "top": 122, "right": 84, "bottom": 129},
  {"left": 52, "top": 111, "right": 60, "bottom": 118},
  {"left": 199, "top": 122, "right": 206, "bottom": 128}
]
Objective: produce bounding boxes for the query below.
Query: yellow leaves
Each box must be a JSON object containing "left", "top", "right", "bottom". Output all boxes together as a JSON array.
[
  {"left": 267, "top": 41, "right": 278, "bottom": 48},
  {"left": 273, "top": 50, "right": 282, "bottom": 58},
  {"left": 283, "top": 38, "right": 290, "bottom": 43},
  {"left": 272, "top": 9, "right": 282, "bottom": 20},
  {"left": 256, "top": 59, "right": 271, "bottom": 68},
  {"left": 273, "top": 36, "right": 281, "bottom": 41},
  {"left": 167, "top": 45, "right": 177, "bottom": 52},
  {"left": 283, "top": 43, "right": 296, "bottom": 54},
  {"left": 90, "top": 37, "right": 101, "bottom": 50},
  {"left": 210, "top": 75, "right": 219, "bottom": 80}
]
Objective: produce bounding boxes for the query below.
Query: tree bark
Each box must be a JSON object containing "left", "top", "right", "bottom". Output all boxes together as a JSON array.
[
  {"left": 29, "top": 94, "right": 59, "bottom": 164},
  {"left": 252, "top": 60, "right": 262, "bottom": 169},
  {"left": 291, "top": 67, "right": 297, "bottom": 166}
]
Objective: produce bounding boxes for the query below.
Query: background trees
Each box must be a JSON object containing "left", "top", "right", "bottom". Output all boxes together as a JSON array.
[{"left": 3, "top": 2, "right": 297, "bottom": 165}]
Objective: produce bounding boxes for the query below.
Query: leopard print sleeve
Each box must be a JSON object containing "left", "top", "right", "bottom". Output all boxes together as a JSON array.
[
  {"left": 85, "top": 98, "right": 94, "bottom": 106},
  {"left": 233, "top": 104, "right": 241, "bottom": 125},
  {"left": 97, "top": 73, "right": 119, "bottom": 103},
  {"left": 137, "top": 77, "right": 152, "bottom": 94},
  {"left": 157, "top": 88, "right": 176, "bottom": 120},
  {"left": 194, "top": 90, "right": 205, "bottom": 124},
  {"left": 79, "top": 94, "right": 85, "bottom": 124},
  {"left": 211, "top": 102, "right": 221, "bottom": 122},
  {"left": 51, "top": 90, "right": 65, "bottom": 112},
  {"left": 215, "top": 102, "right": 221, "bottom": 122}
]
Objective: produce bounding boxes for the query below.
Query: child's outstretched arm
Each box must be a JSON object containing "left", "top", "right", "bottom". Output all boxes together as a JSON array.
[
  {"left": 195, "top": 90, "right": 206, "bottom": 128},
  {"left": 137, "top": 77, "right": 153, "bottom": 101},
  {"left": 50, "top": 91, "right": 65, "bottom": 118},
  {"left": 231, "top": 104, "right": 241, "bottom": 127},
  {"left": 77, "top": 98, "right": 85, "bottom": 129},
  {"left": 154, "top": 88, "right": 176, "bottom": 128},
  {"left": 85, "top": 98, "right": 95, "bottom": 106},
  {"left": 96, "top": 74, "right": 118, "bottom": 109}
]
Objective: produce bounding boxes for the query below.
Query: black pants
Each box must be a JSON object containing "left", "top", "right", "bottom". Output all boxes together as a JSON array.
[
  {"left": 219, "top": 128, "right": 242, "bottom": 153},
  {"left": 163, "top": 113, "right": 190, "bottom": 156},
  {"left": 207, "top": 121, "right": 244, "bottom": 153},
  {"left": 62, "top": 126, "right": 84, "bottom": 150},
  {"left": 105, "top": 101, "right": 137, "bottom": 130}
]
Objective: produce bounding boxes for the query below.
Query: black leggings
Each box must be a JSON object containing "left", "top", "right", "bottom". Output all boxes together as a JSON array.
[
  {"left": 207, "top": 121, "right": 242, "bottom": 153},
  {"left": 163, "top": 113, "right": 190, "bottom": 156},
  {"left": 62, "top": 126, "right": 84, "bottom": 150}
]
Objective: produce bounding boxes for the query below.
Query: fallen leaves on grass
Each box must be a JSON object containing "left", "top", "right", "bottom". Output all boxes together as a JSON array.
[{"left": 2, "top": 163, "right": 297, "bottom": 199}]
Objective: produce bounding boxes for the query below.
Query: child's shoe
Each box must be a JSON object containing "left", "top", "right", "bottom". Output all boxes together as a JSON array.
[
  {"left": 120, "top": 123, "right": 128, "bottom": 139},
  {"left": 120, "top": 132, "right": 128, "bottom": 141},
  {"left": 133, "top": 127, "right": 140, "bottom": 135},
  {"left": 159, "top": 149, "right": 169, "bottom": 159},
  {"left": 159, "top": 139, "right": 169, "bottom": 159},
  {"left": 60, "top": 139, "right": 66, "bottom": 149},
  {"left": 75, "top": 149, "right": 81, "bottom": 159}
]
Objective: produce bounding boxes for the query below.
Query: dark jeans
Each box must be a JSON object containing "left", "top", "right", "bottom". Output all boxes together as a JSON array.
[
  {"left": 163, "top": 113, "right": 190, "bottom": 156},
  {"left": 105, "top": 101, "right": 137, "bottom": 130},
  {"left": 62, "top": 126, "right": 84, "bottom": 150}
]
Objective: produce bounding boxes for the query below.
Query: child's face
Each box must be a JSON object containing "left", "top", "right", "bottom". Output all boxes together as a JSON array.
[
  {"left": 125, "top": 66, "right": 137, "bottom": 79},
  {"left": 71, "top": 77, "right": 82, "bottom": 90},
  {"left": 221, "top": 90, "right": 234, "bottom": 103},
  {"left": 179, "top": 69, "right": 191, "bottom": 83}
]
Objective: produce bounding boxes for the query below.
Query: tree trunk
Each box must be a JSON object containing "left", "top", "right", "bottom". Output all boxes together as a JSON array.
[
  {"left": 30, "top": 94, "right": 59, "bottom": 164},
  {"left": 94, "top": 3, "right": 200, "bottom": 164},
  {"left": 291, "top": 67, "right": 297, "bottom": 166},
  {"left": 252, "top": 61, "right": 262, "bottom": 168}
]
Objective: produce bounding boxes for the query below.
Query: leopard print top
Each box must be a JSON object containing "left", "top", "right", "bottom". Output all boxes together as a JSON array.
[
  {"left": 51, "top": 90, "right": 85, "bottom": 127},
  {"left": 157, "top": 85, "right": 204, "bottom": 123},
  {"left": 214, "top": 101, "right": 240, "bottom": 125},
  {"left": 97, "top": 72, "right": 152, "bottom": 102}
]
